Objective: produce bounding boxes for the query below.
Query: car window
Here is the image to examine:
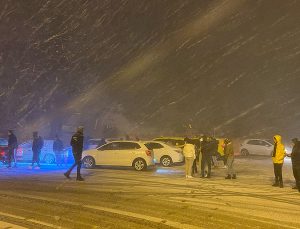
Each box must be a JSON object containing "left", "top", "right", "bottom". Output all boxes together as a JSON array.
[
  {"left": 98, "top": 143, "right": 115, "bottom": 150},
  {"left": 247, "top": 140, "right": 261, "bottom": 145},
  {"left": 145, "top": 142, "right": 163, "bottom": 150},
  {"left": 117, "top": 142, "right": 141, "bottom": 150}
]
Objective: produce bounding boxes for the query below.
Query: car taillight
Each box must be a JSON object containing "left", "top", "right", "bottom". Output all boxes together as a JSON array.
[
  {"left": 0, "top": 151, "right": 5, "bottom": 156},
  {"left": 145, "top": 150, "right": 152, "bottom": 156}
]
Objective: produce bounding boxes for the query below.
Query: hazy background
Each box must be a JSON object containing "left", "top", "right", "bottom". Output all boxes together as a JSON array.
[{"left": 0, "top": 0, "right": 299, "bottom": 141}]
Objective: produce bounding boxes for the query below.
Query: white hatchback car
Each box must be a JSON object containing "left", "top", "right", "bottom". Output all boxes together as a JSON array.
[
  {"left": 240, "top": 139, "right": 274, "bottom": 156},
  {"left": 82, "top": 141, "right": 155, "bottom": 171},
  {"left": 144, "top": 141, "right": 184, "bottom": 167}
]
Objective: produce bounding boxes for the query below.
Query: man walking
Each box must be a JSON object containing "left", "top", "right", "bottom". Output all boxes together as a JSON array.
[
  {"left": 7, "top": 130, "right": 18, "bottom": 168},
  {"left": 53, "top": 135, "right": 64, "bottom": 166},
  {"left": 30, "top": 132, "right": 44, "bottom": 169},
  {"left": 288, "top": 138, "right": 300, "bottom": 192},
  {"left": 64, "top": 127, "right": 84, "bottom": 181},
  {"left": 224, "top": 138, "right": 236, "bottom": 179}
]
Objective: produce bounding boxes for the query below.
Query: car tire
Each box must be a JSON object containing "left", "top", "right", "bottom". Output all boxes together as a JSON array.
[
  {"left": 44, "top": 154, "right": 55, "bottom": 164},
  {"left": 160, "top": 156, "right": 173, "bottom": 167},
  {"left": 241, "top": 149, "right": 250, "bottom": 156},
  {"left": 82, "top": 156, "right": 96, "bottom": 169},
  {"left": 133, "top": 158, "right": 147, "bottom": 171}
]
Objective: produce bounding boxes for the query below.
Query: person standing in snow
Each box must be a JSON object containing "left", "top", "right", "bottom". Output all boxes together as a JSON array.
[
  {"left": 287, "top": 138, "right": 300, "bottom": 192},
  {"left": 64, "top": 127, "right": 84, "bottom": 181},
  {"left": 272, "top": 135, "right": 286, "bottom": 188},
  {"left": 201, "top": 136, "right": 213, "bottom": 178},
  {"left": 183, "top": 137, "right": 196, "bottom": 179},
  {"left": 53, "top": 135, "right": 64, "bottom": 166},
  {"left": 224, "top": 138, "right": 236, "bottom": 179},
  {"left": 7, "top": 130, "right": 18, "bottom": 168},
  {"left": 30, "top": 132, "right": 44, "bottom": 169}
]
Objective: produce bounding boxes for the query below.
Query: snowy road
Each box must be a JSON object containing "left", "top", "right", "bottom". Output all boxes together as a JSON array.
[{"left": 0, "top": 157, "right": 299, "bottom": 229}]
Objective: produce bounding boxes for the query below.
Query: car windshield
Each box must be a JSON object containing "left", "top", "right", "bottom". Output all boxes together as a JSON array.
[{"left": 0, "top": 138, "right": 8, "bottom": 146}]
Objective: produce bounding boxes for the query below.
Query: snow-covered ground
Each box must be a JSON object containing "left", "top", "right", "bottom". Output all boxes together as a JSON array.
[{"left": 0, "top": 156, "right": 299, "bottom": 228}]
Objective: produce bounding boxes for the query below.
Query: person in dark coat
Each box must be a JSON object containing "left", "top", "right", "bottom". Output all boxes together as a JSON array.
[
  {"left": 30, "top": 131, "right": 44, "bottom": 169},
  {"left": 287, "top": 138, "right": 300, "bottom": 192},
  {"left": 7, "top": 130, "right": 18, "bottom": 168},
  {"left": 64, "top": 127, "right": 84, "bottom": 181},
  {"left": 201, "top": 136, "right": 213, "bottom": 178},
  {"left": 53, "top": 135, "right": 64, "bottom": 166},
  {"left": 192, "top": 138, "right": 200, "bottom": 175}
]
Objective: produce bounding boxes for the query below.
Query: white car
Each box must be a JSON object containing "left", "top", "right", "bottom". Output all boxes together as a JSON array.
[
  {"left": 144, "top": 141, "right": 184, "bottom": 167},
  {"left": 82, "top": 141, "right": 155, "bottom": 171},
  {"left": 240, "top": 139, "right": 273, "bottom": 156}
]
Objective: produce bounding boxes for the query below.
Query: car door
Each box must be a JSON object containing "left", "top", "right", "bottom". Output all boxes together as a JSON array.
[
  {"left": 112, "top": 142, "right": 140, "bottom": 166},
  {"left": 145, "top": 142, "right": 164, "bottom": 162},
  {"left": 96, "top": 142, "right": 117, "bottom": 165},
  {"left": 244, "top": 140, "right": 260, "bottom": 155},
  {"left": 259, "top": 140, "right": 273, "bottom": 156},
  {"left": 20, "top": 141, "right": 33, "bottom": 162}
]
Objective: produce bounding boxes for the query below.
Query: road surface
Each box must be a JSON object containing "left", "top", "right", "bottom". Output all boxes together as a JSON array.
[{"left": 0, "top": 156, "right": 299, "bottom": 229}]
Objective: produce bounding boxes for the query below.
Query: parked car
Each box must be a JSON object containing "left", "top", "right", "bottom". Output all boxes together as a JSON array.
[
  {"left": 17, "top": 140, "right": 72, "bottom": 164},
  {"left": 240, "top": 139, "right": 274, "bottom": 156},
  {"left": 144, "top": 141, "right": 184, "bottom": 167},
  {"left": 0, "top": 138, "right": 8, "bottom": 164},
  {"left": 82, "top": 141, "right": 155, "bottom": 171}
]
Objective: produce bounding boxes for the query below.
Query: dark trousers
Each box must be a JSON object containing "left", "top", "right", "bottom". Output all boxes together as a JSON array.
[
  {"left": 66, "top": 153, "right": 82, "bottom": 178},
  {"left": 32, "top": 150, "right": 41, "bottom": 166},
  {"left": 192, "top": 158, "right": 197, "bottom": 174},
  {"left": 7, "top": 148, "right": 16, "bottom": 167},
  {"left": 292, "top": 166, "right": 300, "bottom": 191},
  {"left": 201, "top": 155, "right": 212, "bottom": 177},
  {"left": 273, "top": 163, "right": 283, "bottom": 183}
]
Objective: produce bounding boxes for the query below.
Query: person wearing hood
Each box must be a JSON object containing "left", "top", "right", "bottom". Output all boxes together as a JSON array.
[
  {"left": 287, "top": 138, "right": 300, "bottom": 192},
  {"left": 64, "top": 127, "right": 84, "bottom": 181},
  {"left": 224, "top": 138, "right": 236, "bottom": 179},
  {"left": 183, "top": 137, "right": 196, "bottom": 179},
  {"left": 272, "top": 135, "right": 286, "bottom": 188},
  {"left": 7, "top": 130, "right": 18, "bottom": 168}
]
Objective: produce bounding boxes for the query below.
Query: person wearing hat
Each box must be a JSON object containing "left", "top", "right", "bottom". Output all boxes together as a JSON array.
[
  {"left": 30, "top": 131, "right": 44, "bottom": 169},
  {"left": 7, "top": 130, "right": 18, "bottom": 168},
  {"left": 64, "top": 127, "right": 84, "bottom": 181},
  {"left": 224, "top": 138, "right": 236, "bottom": 179},
  {"left": 287, "top": 138, "right": 300, "bottom": 192}
]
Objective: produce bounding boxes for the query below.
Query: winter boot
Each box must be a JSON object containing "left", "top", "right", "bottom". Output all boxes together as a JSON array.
[
  {"left": 225, "top": 174, "right": 231, "bottom": 179},
  {"left": 64, "top": 172, "right": 71, "bottom": 179},
  {"left": 76, "top": 176, "right": 84, "bottom": 181},
  {"left": 272, "top": 178, "right": 279, "bottom": 187},
  {"left": 232, "top": 174, "right": 237, "bottom": 179},
  {"left": 279, "top": 181, "right": 283, "bottom": 188}
]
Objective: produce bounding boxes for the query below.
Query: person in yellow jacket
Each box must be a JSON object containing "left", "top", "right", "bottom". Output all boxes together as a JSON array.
[{"left": 272, "top": 135, "right": 286, "bottom": 188}]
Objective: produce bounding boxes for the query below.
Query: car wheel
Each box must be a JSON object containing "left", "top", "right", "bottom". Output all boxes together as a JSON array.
[
  {"left": 44, "top": 154, "right": 55, "bottom": 164},
  {"left": 133, "top": 158, "right": 147, "bottom": 171},
  {"left": 160, "top": 156, "right": 172, "bottom": 167},
  {"left": 82, "top": 156, "right": 95, "bottom": 169},
  {"left": 241, "top": 149, "right": 249, "bottom": 156}
]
